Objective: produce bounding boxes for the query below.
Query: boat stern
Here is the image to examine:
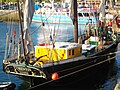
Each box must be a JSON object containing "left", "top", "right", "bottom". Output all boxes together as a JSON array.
[{"left": 4, "top": 64, "right": 47, "bottom": 79}]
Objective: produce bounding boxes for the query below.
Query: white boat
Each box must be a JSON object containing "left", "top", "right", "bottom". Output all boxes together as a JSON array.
[
  {"left": 32, "top": 2, "right": 99, "bottom": 25},
  {"left": 0, "top": 82, "right": 16, "bottom": 90},
  {"left": 2, "top": 0, "right": 119, "bottom": 88}
]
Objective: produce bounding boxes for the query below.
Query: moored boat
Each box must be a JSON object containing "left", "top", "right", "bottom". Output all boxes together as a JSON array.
[
  {"left": 32, "top": 1, "right": 99, "bottom": 25},
  {"left": 2, "top": 0, "right": 119, "bottom": 88},
  {"left": 0, "top": 82, "right": 16, "bottom": 90}
]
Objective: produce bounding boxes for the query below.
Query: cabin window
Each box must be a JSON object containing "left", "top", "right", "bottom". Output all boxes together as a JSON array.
[
  {"left": 78, "top": 13, "right": 83, "bottom": 17},
  {"left": 94, "top": 12, "right": 97, "bottom": 16},
  {"left": 90, "top": 13, "right": 94, "bottom": 16},
  {"left": 79, "top": 48, "right": 81, "bottom": 53},
  {"left": 83, "top": 13, "right": 89, "bottom": 17},
  {"left": 60, "top": 45, "right": 69, "bottom": 48},
  {"left": 54, "top": 13, "right": 57, "bottom": 15},
  {"left": 69, "top": 50, "right": 71, "bottom": 55},
  {"left": 72, "top": 49, "right": 74, "bottom": 55}
]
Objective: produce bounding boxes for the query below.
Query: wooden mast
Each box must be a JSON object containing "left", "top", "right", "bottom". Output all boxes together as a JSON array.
[
  {"left": 17, "top": 0, "right": 26, "bottom": 57},
  {"left": 73, "top": 0, "right": 78, "bottom": 43}
]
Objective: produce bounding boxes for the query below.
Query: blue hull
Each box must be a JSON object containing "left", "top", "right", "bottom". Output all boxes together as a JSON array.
[{"left": 32, "top": 14, "right": 98, "bottom": 24}]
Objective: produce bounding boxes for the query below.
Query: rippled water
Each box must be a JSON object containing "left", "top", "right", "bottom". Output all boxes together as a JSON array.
[{"left": 0, "top": 22, "right": 119, "bottom": 90}]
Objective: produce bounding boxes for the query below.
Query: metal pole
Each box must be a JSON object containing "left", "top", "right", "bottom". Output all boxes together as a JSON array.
[{"left": 73, "top": 0, "right": 78, "bottom": 43}]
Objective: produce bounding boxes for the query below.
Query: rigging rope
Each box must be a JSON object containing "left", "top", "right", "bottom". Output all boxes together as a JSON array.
[{"left": 31, "top": 25, "right": 41, "bottom": 35}]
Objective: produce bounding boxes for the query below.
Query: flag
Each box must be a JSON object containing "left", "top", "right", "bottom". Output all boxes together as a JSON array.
[{"left": 12, "top": 27, "right": 16, "bottom": 37}]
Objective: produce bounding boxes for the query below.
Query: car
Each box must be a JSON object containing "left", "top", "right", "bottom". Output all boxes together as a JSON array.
[
  {"left": 9, "top": 4, "right": 14, "bottom": 10},
  {"left": 2, "top": 4, "right": 9, "bottom": 10}
]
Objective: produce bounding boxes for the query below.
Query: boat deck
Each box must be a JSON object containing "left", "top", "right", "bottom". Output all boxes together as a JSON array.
[{"left": 4, "top": 40, "right": 112, "bottom": 68}]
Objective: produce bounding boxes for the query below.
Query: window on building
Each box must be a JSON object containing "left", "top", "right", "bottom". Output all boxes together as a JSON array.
[
  {"left": 78, "top": 13, "right": 83, "bottom": 17},
  {"left": 83, "top": 13, "right": 89, "bottom": 17},
  {"left": 79, "top": 48, "right": 81, "bottom": 53},
  {"left": 69, "top": 50, "right": 71, "bottom": 55},
  {"left": 72, "top": 49, "right": 74, "bottom": 55}
]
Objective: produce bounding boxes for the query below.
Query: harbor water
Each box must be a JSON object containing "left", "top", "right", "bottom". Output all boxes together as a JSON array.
[{"left": 0, "top": 22, "right": 120, "bottom": 90}]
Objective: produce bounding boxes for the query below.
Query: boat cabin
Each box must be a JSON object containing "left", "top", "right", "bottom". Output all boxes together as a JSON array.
[
  {"left": 77, "top": 8, "right": 98, "bottom": 24},
  {"left": 35, "top": 42, "right": 82, "bottom": 61}
]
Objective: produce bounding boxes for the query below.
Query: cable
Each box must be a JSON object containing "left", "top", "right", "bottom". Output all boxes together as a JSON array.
[{"left": 31, "top": 25, "right": 41, "bottom": 35}]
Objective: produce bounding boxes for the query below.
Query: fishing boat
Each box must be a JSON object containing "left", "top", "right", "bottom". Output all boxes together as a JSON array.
[
  {"left": 32, "top": 1, "right": 99, "bottom": 25},
  {"left": 2, "top": 0, "right": 119, "bottom": 88},
  {"left": 32, "top": 8, "right": 98, "bottom": 24}
]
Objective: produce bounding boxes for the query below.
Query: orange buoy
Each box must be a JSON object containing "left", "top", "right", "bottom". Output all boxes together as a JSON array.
[{"left": 51, "top": 72, "right": 59, "bottom": 80}]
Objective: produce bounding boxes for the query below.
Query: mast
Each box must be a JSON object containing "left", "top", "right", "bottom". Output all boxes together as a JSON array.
[
  {"left": 73, "top": 0, "right": 78, "bottom": 43},
  {"left": 109, "top": 0, "right": 113, "bottom": 9},
  {"left": 99, "top": 0, "right": 105, "bottom": 22},
  {"left": 23, "top": 0, "right": 34, "bottom": 56},
  {"left": 17, "top": 0, "right": 26, "bottom": 57}
]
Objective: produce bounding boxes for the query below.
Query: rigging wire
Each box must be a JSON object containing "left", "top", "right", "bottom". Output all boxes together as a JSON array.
[
  {"left": 36, "top": 1, "right": 66, "bottom": 64},
  {"left": 28, "top": 52, "right": 117, "bottom": 90},
  {"left": 31, "top": 2, "right": 70, "bottom": 37},
  {"left": 4, "top": 0, "right": 13, "bottom": 83},
  {"left": 31, "top": 25, "right": 41, "bottom": 35}
]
